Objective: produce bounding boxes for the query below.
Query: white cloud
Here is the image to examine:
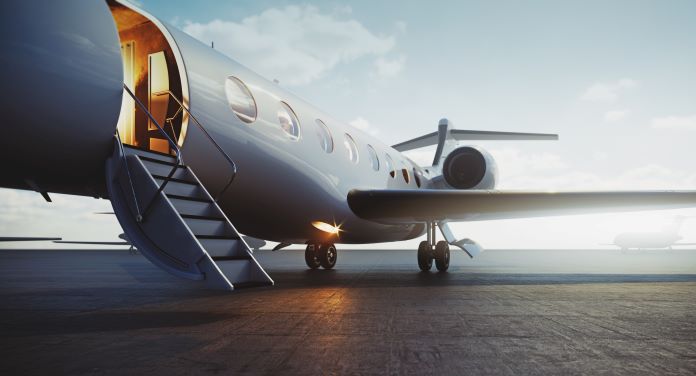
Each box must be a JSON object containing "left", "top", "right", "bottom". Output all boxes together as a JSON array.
[
  {"left": 490, "top": 148, "right": 568, "bottom": 174},
  {"left": 183, "top": 5, "right": 398, "bottom": 85},
  {"left": 349, "top": 117, "right": 380, "bottom": 136},
  {"left": 651, "top": 115, "right": 696, "bottom": 131},
  {"left": 373, "top": 55, "right": 405, "bottom": 78},
  {"left": 604, "top": 109, "right": 629, "bottom": 122},
  {"left": 498, "top": 160, "right": 696, "bottom": 191},
  {"left": 480, "top": 148, "right": 696, "bottom": 191},
  {"left": 580, "top": 78, "right": 638, "bottom": 102}
]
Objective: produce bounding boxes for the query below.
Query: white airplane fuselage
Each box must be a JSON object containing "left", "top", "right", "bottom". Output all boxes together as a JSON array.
[
  {"left": 0, "top": 0, "right": 425, "bottom": 245},
  {"left": 613, "top": 232, "right": 682, "bottom": 250}
]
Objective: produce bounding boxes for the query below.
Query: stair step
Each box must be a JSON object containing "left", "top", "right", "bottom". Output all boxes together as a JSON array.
[
  {"left": 233, "top": 281, "right": 274, "bottom": 289},
  {"left": 123, "top": 145, "right": 177, "bottom": 162},
  {"left": 181, "top": 214, "right": 224, "bottom": 221},
  {"left": 151, "top": 174, "right": 198, "bottom": 185},
  {"left": 212, "top": 255, "right": 251, "bottom": 261},
  {"left": 141, "top": 160, "right": 190, "bottom": 179},
  {"left": 139, "top": 155, "right": 186, "bottom": 168},
  {"left": 155, "top": 178, "right": 204, "bottom": 197},
  {"left": 168, "top": 197, "right": 218, "bottom": 217},
  {"left": 196, "top": 235, "right": 240, "bottom": 240},
  {"left": 197, "top": 238, "right": 243, "bottom": 258},
  {"left": 183, "top": 217, "right": 231, "bottom": 236},
  {"left": 166, "top": 194, "right": 211, "bottom": 203}
]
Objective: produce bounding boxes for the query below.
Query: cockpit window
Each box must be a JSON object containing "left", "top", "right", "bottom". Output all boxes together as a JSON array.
[
  {"left": 225, "top": 76, "right": 256, "bottom": 123},
  {"left": 366, "top": 144, "right": 379, "bottom": 171},
  {"left": 385, "top": 154, "right": 395, "bottom": 178},
  {"left": 314, "top": 119, "right": 333, "bottom": 153},
  {"left": 277, "top": 101, "right": 300, "bottom": 140},
  {"left": 344, "top": 133, "right": 359, "bottom": 164}
]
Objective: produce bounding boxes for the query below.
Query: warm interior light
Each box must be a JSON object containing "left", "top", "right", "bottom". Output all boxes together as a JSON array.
[{"left": 312, "top": 221, "right": 341, "bottom": 235}]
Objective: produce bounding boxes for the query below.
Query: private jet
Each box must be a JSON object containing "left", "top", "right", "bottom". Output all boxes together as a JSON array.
[
  {"left": 2, "top": 0, "right": 696, "bottom": 290},
  {"left": 609, "top": 216, "right": 696, "bottom": 251}
]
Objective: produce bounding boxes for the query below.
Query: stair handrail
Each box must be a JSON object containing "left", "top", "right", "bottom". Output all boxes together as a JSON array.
[
  {"left": 154, "top": 90, "right": 238, "bottom": 202},
  {"left": 122, "top": 84, "right": 182, "bottom": 221}
]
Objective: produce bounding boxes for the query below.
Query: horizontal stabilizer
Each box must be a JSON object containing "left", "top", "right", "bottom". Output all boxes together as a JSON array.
[
  {"left": 348, "top": 189, "right": 696, "bottom": 223},
  {"left": 392, "top": 119, "right": 558, "bottom": 152}
]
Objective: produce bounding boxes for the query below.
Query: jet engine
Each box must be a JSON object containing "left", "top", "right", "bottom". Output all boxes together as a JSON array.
[{"left": 437, "top": 146, "right": 498, "bottom": 189}]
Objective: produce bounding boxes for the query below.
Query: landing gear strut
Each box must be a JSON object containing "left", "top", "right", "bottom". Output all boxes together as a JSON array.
[
  {"left": 305, "top": 243, "right": 337, "bottom": 270},
  {"left": 417, "top": 222, "right": 450, "bottom": 272}
]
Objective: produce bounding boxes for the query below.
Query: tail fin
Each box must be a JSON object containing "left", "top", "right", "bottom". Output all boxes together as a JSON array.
[{"left": 662, "top": 215, "right": 687, "bottom": 235}]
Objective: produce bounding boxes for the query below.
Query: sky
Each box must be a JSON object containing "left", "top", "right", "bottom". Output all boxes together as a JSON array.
[{"left": 2, "top": 0, "right": 696, "bottom": 250}]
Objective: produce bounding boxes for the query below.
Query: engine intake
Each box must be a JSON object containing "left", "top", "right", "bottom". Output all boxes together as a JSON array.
[{"left": 442, "top": 146, "right": 497, "bottom": 189}]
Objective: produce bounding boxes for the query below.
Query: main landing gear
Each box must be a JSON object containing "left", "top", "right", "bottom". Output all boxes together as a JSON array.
[
  {"left": 417, "top": 222, "right": 450, "bottom": 272},
  {"left": 305, "top": 243, "right": 337, "bottom": 270}
]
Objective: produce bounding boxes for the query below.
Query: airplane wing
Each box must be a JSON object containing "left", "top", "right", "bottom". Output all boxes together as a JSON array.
[
  {"left": 53, "top": 241, "right": 129, "bottom": 245},
  {"left": 0, "top": 237, "right": 61, "bottom": 242},
  {"left": 347, "top": 189, "right": 696, "bottom": 223}
]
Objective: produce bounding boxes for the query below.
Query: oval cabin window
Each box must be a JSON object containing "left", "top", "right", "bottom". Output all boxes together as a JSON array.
[
  {"left": 277, "top": 101, "right": 300, "bottom": 140},
  {"left": 225, "top": 76, "right": 256, "bottom": 123},
  {"left": 366, "top": 144, "right": 379, "bottom": 171},
  {"left": 314, "top": 119, "right": 333, "bottom": 153},
  {"left": 344, "top": 133, "right": 359, "bottom": 164},
  {"left": 413, "top": 167, "right": 422, "bottom": 187},
  {"left": 402, "top": 165, "right": 410, "bottom": 184},
  {"left": 385, "top": 154, "right": 395, "bottom": 178}
]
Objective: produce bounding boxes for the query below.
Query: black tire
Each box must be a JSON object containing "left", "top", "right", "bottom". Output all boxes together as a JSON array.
[
  {"left": 434, "top": 241, "right": 450, "bottom": 272},
  {"left": 318, "top": 243, "right": 337, "bottom": 269},
  {"left": 305, "top": 244, "right": 321, "bottom": 269},
  {"left": 417, "top": 241, "right": 432, "bottom": 271}
]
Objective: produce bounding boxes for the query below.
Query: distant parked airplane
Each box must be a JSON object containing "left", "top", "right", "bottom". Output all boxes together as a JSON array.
[{"left": 609, "top": 216, "right": 696, "bottom": 251}]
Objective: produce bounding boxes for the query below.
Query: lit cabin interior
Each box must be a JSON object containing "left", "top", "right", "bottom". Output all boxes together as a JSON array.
[{"left": 108, "top": 0, "right": 184, "bottom": 154}]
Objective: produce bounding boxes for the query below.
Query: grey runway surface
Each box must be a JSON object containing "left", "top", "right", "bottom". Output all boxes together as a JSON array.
[{"left": 0, "top": 248, "right": 695, "bottom": 375}]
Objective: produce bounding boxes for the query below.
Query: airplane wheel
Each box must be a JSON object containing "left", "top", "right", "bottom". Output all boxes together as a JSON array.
[
  {"left": 417, "top": 241, "right": 433, "bottom": 271},
  {"left": 305, "top": 244, "right": 321, "bottom": 269},
  {"left": 435, "top": 241, "right": 450, "bottom": 272},
  {"left": 318, "top": 243, "right": 337, "bottom": 269}
]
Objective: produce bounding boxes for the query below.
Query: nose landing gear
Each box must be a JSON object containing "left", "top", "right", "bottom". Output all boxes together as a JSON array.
[
  {"left": 417, "top": 222, "right": 450, "bottom": 272},
  {"left": 305, "top": 243, "right": 337, "bottom": 270}
]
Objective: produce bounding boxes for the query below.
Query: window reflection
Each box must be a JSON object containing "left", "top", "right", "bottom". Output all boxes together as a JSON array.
[
  {"left": 385, "top": 154, "right": 395, "bottom": 178},
  {"left": 225, "top": 76, "right": 256, "bottom": 123},
  {"left": 366, "top": 144, "right": 379, "bottom": 171},
  {"left": 344, "top": 133, "right": 359, "bottom": 164},
  {"left": 315, "top": 119, "right": 333, "bottom": 153},
  {"left": 277, "top": 101, "right": 300, "bottom": 140}
]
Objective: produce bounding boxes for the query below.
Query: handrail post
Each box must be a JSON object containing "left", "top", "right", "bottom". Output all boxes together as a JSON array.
[{"left": 115, "top": 131, "right": 143, "bottom": 222}]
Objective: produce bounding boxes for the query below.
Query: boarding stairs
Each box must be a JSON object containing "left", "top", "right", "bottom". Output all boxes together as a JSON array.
[{"left": 105, "top": 85, "right": 273, "bottom": 291}]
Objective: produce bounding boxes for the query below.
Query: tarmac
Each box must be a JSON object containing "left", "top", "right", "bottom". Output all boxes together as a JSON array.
[{"left": 0, "top": 247, "right": 695, "bottom": 375}]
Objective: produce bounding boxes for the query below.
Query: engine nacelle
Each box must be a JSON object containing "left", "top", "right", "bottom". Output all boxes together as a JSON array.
[{"left": 438, "top": 146, "right": 498, "bottom": 189}]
